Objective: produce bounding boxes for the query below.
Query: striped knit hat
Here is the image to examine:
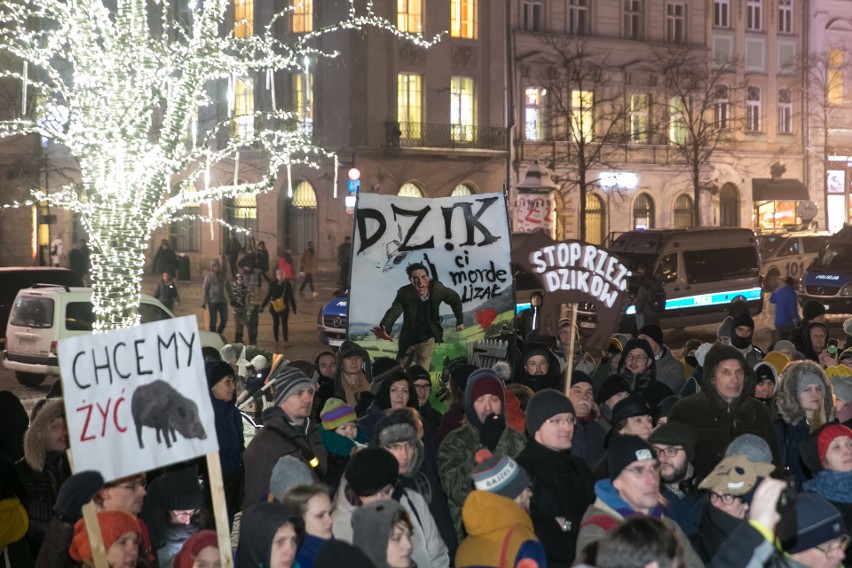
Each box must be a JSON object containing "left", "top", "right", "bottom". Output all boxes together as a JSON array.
[
  {"left": 273, "top": 366, "right": 314, "bottom": 406},
  {"left": 470, "top": 449, "right": 530, "bottom": 500},
  {"left": 321, "top": 398, "right": 356, "bottom": 430}
]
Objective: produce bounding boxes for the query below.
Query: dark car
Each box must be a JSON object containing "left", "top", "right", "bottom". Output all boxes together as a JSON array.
[
  {"left": 0, "top": 267, "right": 82, "bottom": 348},
  {"left": 317, "top": 288, "right": 348, "bottom": 347}
]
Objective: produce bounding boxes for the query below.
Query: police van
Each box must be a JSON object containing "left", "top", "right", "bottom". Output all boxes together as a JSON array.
[
  {"left": 577, "top": 228, "right": 763, "bottom": 331},
  {"left": 799, "top": 225, "right": 852, "bottom": 312},
  {"left": 757, "top": 230, "right": 829, "bottom": 290}
]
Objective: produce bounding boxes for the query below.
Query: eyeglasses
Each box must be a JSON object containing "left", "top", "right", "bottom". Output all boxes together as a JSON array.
[
  {"left": 414, "top": 383, "right": 432, "bottom": 391},
  {"left": 545, "top": 416, "right": 576, "bottom": 427},
  {"left": 818, "top": 535, "right": 850, "bottom": 555},
  {"left": 653, "top": 446, "right": 684, "bottom": 458},
  {"left": 624, "top": 354, "right": 649, "bottom": 363},
  {"left": 709, "top": 491, "right": 739, "bottom": 505},
  {"left": 113, "top": 479, "right": 146, "bottom": 491}
]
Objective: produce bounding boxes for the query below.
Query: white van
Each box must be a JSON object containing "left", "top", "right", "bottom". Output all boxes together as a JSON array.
[
  {"left": 3, "top": 285, "right": 223, "bottom": 386},
  {"left": 757, "top": 230, "right": 829, "bottom": 290}
]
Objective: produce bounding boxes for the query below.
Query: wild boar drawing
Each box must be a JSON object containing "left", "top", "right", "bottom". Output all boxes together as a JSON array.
[{"left": 131, "top": 379, "right": 207, "bottom": 449}]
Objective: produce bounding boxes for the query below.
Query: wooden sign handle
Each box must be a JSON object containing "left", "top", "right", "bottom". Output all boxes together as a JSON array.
[
  {"left": 206, "top": 452, "right": 234, "bottom": 568},
  {"left": 82, "top": 501, "right": 109, "bottom": 568},
  {"left": 564, "top": 303, "right": 578, "bottom": 396}
]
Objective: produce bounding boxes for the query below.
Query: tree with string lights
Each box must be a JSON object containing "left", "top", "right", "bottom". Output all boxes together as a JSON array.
[{"left": 0, "top": 0, "right": 434, "bottom": 331}]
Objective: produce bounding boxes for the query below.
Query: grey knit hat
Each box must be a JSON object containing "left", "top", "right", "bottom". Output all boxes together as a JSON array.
[
  {"left": 724, "top": 434, "right": 774, "bottom": 464},
  {"left": 832, "top": 376, "right": 852, "bottom": 403},
  {"left": 269, "top": 456, "right": 314, "bottom": 501},
  {"left": 273, "top": 366, "right": 314, "bottom": 406}
]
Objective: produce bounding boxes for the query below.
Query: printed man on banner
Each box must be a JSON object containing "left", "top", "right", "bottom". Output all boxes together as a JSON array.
[{"left": 373, "top": 262, "right": 464, "bottom": 371}]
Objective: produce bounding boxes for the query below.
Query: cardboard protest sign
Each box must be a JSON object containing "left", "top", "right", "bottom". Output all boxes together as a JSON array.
[
  {"left": 349, "top": 193, "right": 514, "bottom": 379},
  {"left": 512, "top": 231, "right": 632, "bottom": 350},
  {"left": 59, "top": 316, "right": 218, "bottom": 482}
]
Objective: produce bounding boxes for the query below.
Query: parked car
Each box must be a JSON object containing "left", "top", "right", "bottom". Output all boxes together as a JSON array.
[
  {"left": 317, "top": 288, "right": 348, "bottom": 347},
  {"left": 3, "top": 285, "right": 223, "bottom": 386},
  {"left": 757, "top": 230, "right": 829, "bottom": 291},
  {"left": 799, "top": 225, "right": 852, "bottom": 313},
  {"left": 0, "top": 267, "right": 82, "bottom": 348}
]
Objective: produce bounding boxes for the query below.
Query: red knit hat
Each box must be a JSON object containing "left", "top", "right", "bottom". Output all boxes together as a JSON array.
[
  {"left": 173, "top": 530, "right": 219, "bottom": 568},
  {"left": 470, "top": 373, "right": 503, "bottom": 403},
  {"left": 69, "top": 510, "right": 140, "bottom": 561},
  {"left": 817, "top": 424, "right": 852, "bottom": 465}
]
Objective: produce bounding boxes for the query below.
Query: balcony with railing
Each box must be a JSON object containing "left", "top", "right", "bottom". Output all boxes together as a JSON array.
[{"left": 385, "top": 122, "right": 507, "bottom": 152}]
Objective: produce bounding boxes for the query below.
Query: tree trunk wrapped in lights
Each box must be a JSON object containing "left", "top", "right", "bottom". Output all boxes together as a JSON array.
[{"left": 0, "top": 0, "right": 436, "bottom": 331}]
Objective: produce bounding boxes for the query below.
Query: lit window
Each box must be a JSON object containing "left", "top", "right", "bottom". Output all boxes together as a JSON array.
[
  {"left": 525, "top": 87, "right": 547, "bottom": 141},
  {"left": 292, "top": 0, "right": 313, "bottom": 33},
  {"left": 714, "top": 84, "right": 729, "bottom": 129},
  {"left": 523, "top": 0, "right": 543, "bottom": 31},
  {"left": 666, "top": 3, "right": 686, "bottom": 44},
  {"left": 451, "top": 76, "right": 476, "bottom": 141},
  {"left": 234, "top": 0, "right": 253, "bottom": 38},
  {"left": 624, "top": 0, "right": 643, "bottom": 40},
  {"left": 747, "top": 0, "right": 762, "bottom": 31},
  {"left": 233, "top": 78, "right": 254, "bottom": 139},
  {"left": 398, "top": 73, "right": 422, "bottom": 140},
  {"left": 293, "top": 72, "right": 313, "bottom": 133},
  {"left": 292, "top": 181, "right": 318, "bottom": 208},
  {"left": 778, "top": 0, "right": 792, "bottom": 33},
  {"left": 571, "top": 90, "right": 594, "bottom": 143},
  {"left": 629, "top": 94, "right": 648, "bottom": 143},
  {"left": 746, "top": 86, "right": 761, "bottom": 132},
  {"left": 633, "top": 193, "right": 655, "bottom": 229},
  {"left": 568, "top": 0, "right": 588, "bottom": 35},
  {"left": 673, "top": 194, "right": 694, "bottom": 228},
  {"left": 778, "top": 89, "right": 792, "bottom": 134},
  {"left": 714, "top": 0, "right": 729, "bottom": 28},
  {"left": 226, "top": 194, "right": 257, "bottom": 234},
  {"left": 398, "top": 183, "right": 424, "bottom": 197},
  {"left": 451, "top": 0, "right": 477, "bottom": 39},
  {"left": 398, "top": 0, "right": 422, "bottom": 33},
  {"left": 668, "top": 97, "right": 687, "bottom": 145},
  {"left": 830, "top": 49, "right": 844, "bottom": 105},
  {"left": 452, "top": 184, "right": 474, "bottom": 196}
]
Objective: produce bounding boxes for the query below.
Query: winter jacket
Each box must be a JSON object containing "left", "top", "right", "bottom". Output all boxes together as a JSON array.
[
  {"left": 379, "top": 279, "right": 464, "bottom": 359},
  {"left": 201, "top": 267, "right": 231, "bottom": 305},
  {"left": 237, "top": 502, "right": 303, "bottom": 568},
  {"left": 296, "top": 532, "right": 328, "bottom": 568},
  {"left": 516, "top": 439, "right": 595, "bottom": 567},
  {"left": 231, "top": 281, "right": 249, "bottom": 316},
  {"left": 317, "top": 423, "right": 367, "bottom": 491},
  {"left": 211, "top": 394, "right": 245, "bottom": 479},
  {"left": 152, "top": 279, "right": 179, "bottom": 310},
  {"left": 690, "top": 496, "right": 746, "bottom": 563},
  {"left": 654, "top": 348, "right": 686, "bottom": 394},
  {"left": 770, "top": 284, "right": 800, "bottom": 327},
  {"left": 660, "top": 480, "right": 703, "bottom": 539},
  {"left": 570, "top": 415, "right": 608, "bottom": 472},
  {"left": 261, "top": 279, "right": 296, "bottom": 313},
  {"left": 438, "top": 422, "right": 527, "bottom": 540},
  {"left": 516, "top": 345, "right": 564, "bottom": 392},
  {"left": 456, "top": 491, "right": 547, "bottom": 568},
  {"left": 33, "top": 516, "right": 74, "bottom": 568},
  {"left": 242, "top": 407, "right": 327, "bottom": 508},
  {"left": 436, "top": 403, "right": 464, "bottom": 447},
  {"left": 300, "top": 248, "right": 318, "bottom": 273},
  {"left": 616, "top": 351, "right": 674, "bottom": 409}
]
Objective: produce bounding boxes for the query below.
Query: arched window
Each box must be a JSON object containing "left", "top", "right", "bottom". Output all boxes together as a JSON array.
[
  {"left": 585, "top": 193, "right": 606, "bottom": 245},
  {"left": 633, "top": 193, "right": 655, "bottom": 229},
  {"left": 720, "top": 183, "right": 739, "bottom": 227},
  {"left": 287, "top": 180, "right": 317, "bottom": 253},
  {"left": 398, "top": 183, "right": 424, "bottom": 197},
  {"left": 673, "top": 194, "right": 694, "bottom": 228},
  {"left": 292, "top": 180, "right": 318, "bottom": 208},
  {"left": 451, "top": 183, "right": 475, "bottom": 196}
]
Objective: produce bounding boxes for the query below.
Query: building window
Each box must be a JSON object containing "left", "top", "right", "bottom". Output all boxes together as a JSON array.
[
  {"left": 673, "top": 194, "right": 694, "bottom": 228},
  {"left": 746, "top": 86, "right": 761, "bottom": 132},
  {"left": 623, "top": 0, "right": 643, "bottom": 40},
  {"left": 633, "top": 193, "right": 655, "bottom": 229},
  {"left": 714, "top": 0, "right": 729, "bottom": 28},
  {"left": 293, "top": 72, "right": 313, "bottom": 133},
  {"left": 225, "top": 194, "right": 257, "bottom": 234},
  {"left": 451, "top": 0, "right": 477, "bottom": 38},
  {"left": 233, "top": 78, "right": 254, "bottom": 139},
  {"left": 668, "top": 97, "right": 687, "bottom": 145},
  {"left": 714, "top": 84, "right": 729, "bottom": 129},
  {"left": 720, "top": 183, "right": 739, "bottom": 226},
  {"left": 451, "top": 76, "right": 476, "bottom": 141},
  {"left": 571, "top": 89, "right": 594, "bottom": 143},
  {"left": 666, "top": 3, "right": 686, "bottom": 44},
  {"left": 234, "top": 0, "right": 253, "bottom": 38},
  {"left": 398, "top": 73, "right": 422, "bottom": 140},
  {"left": 398, "top": 183, "right": 424, "bottom": 197},
  {"left": 398, "top": 0, "right": 422, "bottom": 33},
  {"left": 778, "top": 89, "right": 792, "bottom": 134},
  {"left": 747, "top": 0, "right": 762, "bottom": 31},
  {"left": 629, "top": 94, "right": 648, "bottom": 143},
  {"left": 568, "top": 0, "right": 589, "bottom": 35},
  {"left": 585, "top": 194, "right": 606, "bottom": 245},
  {"left": 523, "top": 0, "right": 543, "bottom": 31},
  {"left": 452, "top": 183, "right": 475, "bottom": 196},
  {"left": 172, "top": 206, "right": 200, "bottom": 252},
  {"left": 291, "top": 0, "right": 313, "bottom": 33},
  {"left": 830, "top": 49, "right": 844, "bottom": 105},
  {"left": 778, "top": 0, "right": 792, "bottom": 33},
  {"left": 288, "top": 181, "right": 317, "bottom": 254},
  {"left": 525, "top": 87, "right": 547, "bottom": 141}
]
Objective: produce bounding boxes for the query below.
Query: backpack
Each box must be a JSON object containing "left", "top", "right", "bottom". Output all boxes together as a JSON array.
[{"left": 649, "top": 280, "right": 667, "bottom": 315}]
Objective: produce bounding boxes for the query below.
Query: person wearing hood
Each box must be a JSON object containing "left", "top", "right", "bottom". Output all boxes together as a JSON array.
[
  {"left": 648, "top": 422, "right": 702, "bottom": 538},
  {"left": 596, "top": 374, "right": 630, "bottom": 426},
  {"left": 729, "top": 311, "right": 764, "bottom": 368},
  {"left": 326, "top": 341, "right": 372, "bottom": 408},
  {"left": 752, "top": 361, "right": 778, "bottom": 407},
  {"left": 790, "top": 300, "right": 828, "bottom": 350},
  {"left": 568, "top": 372, "right": 608, "bottom": 471},
  {"left": 669, "top": 343, "right": 779, "bottom": 480},
  {"left": 358, "top": 361, "right": 416, "bottom": 440},
  {"left": 201, "top": 258, "right": 233, "bottom": 334},
  {"left": 206, "top": 360, "right": 245, "bottom": 523},
  {"left": 616, "top": 338, "right": 673, "bottom": 408},
  {"left": 139, "top": 464, "right": 203, "bottom": 568},
  {"left": 15, "top": 398, "right": 71, "bottom": 556},
  {"left": 243, "top": 366, "right": 327, "bottom": 508},
  {"left": 237, "top": 502, "right": 304, "bottom": 568},
  {"left": 456, "top": 452, "right": 546, "bottom": 568},
  {"left": 680, "top": 342, "right": 715, "bottom": 396},
  {"left": 438, "top": 369, "right": 527, "bottom": 540},
  {"left": 516, "top": 342, "right": 563, "bottom": 392},
  {"left": 516, "top": 389, "right": 595, "bottom": 567},
  {"left": 830, "top": 375, "right": 852, "bottom": 428},
  {"left": 799, "top": 321, "right": 832, "bottom": 364},
  {"left": 374, "top": 409, "right": 457, "bottom": 559},
  {"left": 552, "top": 318, "right": 597, "bottom": 374},
  {"left": 774, "top": 361, "right": 834, "bottom": 486},
  {"left": 637, "top": 325, "right": 686, "bottom": 394},
  {"left": 352, "top": 500, "right": 417, "bottom": 568},
  {"left": 311, "top": 351, "right": 338, "bottom": 418}
]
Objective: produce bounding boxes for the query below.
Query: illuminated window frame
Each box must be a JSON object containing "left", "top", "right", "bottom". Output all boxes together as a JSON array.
[
  {"left": 398, "top": 73, "right": 422, "bottom": 139},
  {"left": 570, "top": 89, "right": 594, "bottom": 143},
  {"left": 451, "top": 76, "right": 476, "bottom": 141},
  {"left": 451, "top": 0, "right": 477, "bottom": 39},
  {"left": 398, "top": 0, "right": 423, "bottom": 33},
  {"left": 234, "top": 0, "right": 253, "bottom": 38},
  {"left": 292, "top": 0, "right": 313, "bottom": 33},
  {"left": 293, "top": 72, "right": 313, "bottom": 133},
  {"left": 233, "top": 78, "right": 254, "bottom": 139}
]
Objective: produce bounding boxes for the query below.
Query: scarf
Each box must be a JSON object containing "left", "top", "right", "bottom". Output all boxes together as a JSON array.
[
  {"left": 802, "top": 470, "right": 852, "bottom": 504},
  {"left": 622, "top": 368, "right": 652, "bottom": 394}
]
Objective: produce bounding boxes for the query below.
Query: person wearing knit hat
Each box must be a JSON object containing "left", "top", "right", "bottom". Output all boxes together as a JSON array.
[
  {"left": 243, "top": 364, "right": 327, "bottom": 508},
  {"left": 138, "top": 464, "right": 203, "bottom": 565},
  {"left": 516, "top": 389, "right": 595, "bottom": 564},
  {"left": 803, "top": 299, "right": 828, "bottom": 323},
  {"left": 751, "top": 361, "right": 777, "bottom": 406},
  {"left": 730, "top": 311, "right": 765, "bottom": 368},
  {"left": 344, "top": 448, "right": 400, "bottom": 500},
  {"left": 268, "top": 456, "right": 315, "bottom": 502},
  {"left": 518, "top": 342, "right": 562, "bottom": 392},
  {"left": 204, "top": 359, "right": 244, "bottom": 524},
  {"left": 470, "top": 450, "right": 531, "bottom": 504},
  {"left": 761, "top": 350, "right": 791, "bottom": 377},
  {"left": 773, "top": 340, "right": 799, "bottom": 360},
  {"left": 69, "top": 509, "right": 141, "bottom": 566},
  {"left": 638, "top": 324, "right": 686, "bottom": 394},
  {"left": 829, "top": 375, "right": 852, "bottom": 427},
  {"left": 725, "top": 433, "right": 775, "bottom": 463},
  {"left": 776, "top": 360, "right": 834, "bottom": 485},
  {"left": 172, "top": 529, "right": 218, "bottom": 568},
  {"left": 597, "top": 374, "right": 631, "bottom": 425},
  {"left": 352, "top": 500, "right": 415, "bottom": 568},
  {"left": 668, "top": 343, "right": 777, "bottom": 481},
  {"left": 616, "top": 338, "right": 674, "bottom": 408},
  {"left": 717, "top": 316, "right": 734, "bottom": 343},
  {"left": 783, "top": 493, "right": 847, "bottom": 565},
  {"left": 318, "top": 398, "right": 366, "bottom": 490},
  {"left": 567, "top": 371, "right": 608, "bottom": 470},
  {"left": 648, "top": 421, "right": 702, "bottom": 536},
  {"left": 439, "top": 368, "right": 527, "bottom": 541},
  {"left": 611, "top": 394, "right": 653, "bottom": 441},
  {"left": 407, "top": 365, "right": 443, "bottom": 440}
]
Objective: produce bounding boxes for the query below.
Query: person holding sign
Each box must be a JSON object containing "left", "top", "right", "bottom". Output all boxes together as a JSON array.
[{"left": 374, "top": 263, "right": 464, "bottom": 371}]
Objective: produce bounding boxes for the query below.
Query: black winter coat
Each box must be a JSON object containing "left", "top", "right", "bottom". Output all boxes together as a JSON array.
[
  {"left": 211, "top": 395, "right": 244, "bottom": 479},
  {"left": 15, "top": 452, "right": 70, "bottom": 555}
]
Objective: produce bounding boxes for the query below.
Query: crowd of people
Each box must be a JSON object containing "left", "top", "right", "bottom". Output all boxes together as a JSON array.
[{"left": 8, "top": 291, "right": 852, "bottom": 568}]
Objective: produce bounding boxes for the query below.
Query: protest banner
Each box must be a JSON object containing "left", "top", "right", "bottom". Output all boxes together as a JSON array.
[{"left": 349, "top": 192, "right": 514, "bottom": 393}]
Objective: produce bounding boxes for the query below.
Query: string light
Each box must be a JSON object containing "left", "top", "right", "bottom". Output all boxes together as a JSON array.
[{"left": 0, "top": 0, "right": 439, "bottom": 331}]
